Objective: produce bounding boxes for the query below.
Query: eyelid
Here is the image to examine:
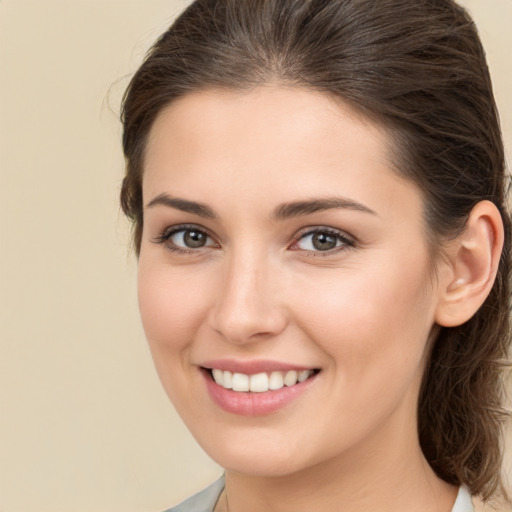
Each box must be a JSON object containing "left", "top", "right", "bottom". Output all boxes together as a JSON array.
[
  {"left": 152, "top": 223, "right": 356, "bottom": 256},
  {"left": 289, "top": 226, "right": 356, "bottom": 253},
  {"left": 152, "top": 223, "right": 219, "bottom": 252}
]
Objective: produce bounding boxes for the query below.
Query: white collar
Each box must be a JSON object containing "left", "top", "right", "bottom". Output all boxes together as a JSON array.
[{"left": 451, "top": 486, "right": 474, "bottom": 512}]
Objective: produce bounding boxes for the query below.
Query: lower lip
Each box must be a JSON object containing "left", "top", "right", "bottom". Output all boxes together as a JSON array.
[{"left": 203, "top": 370, "right": 318, "bottom": 416}]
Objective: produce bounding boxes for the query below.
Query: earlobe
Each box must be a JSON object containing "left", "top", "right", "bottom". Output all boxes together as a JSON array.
[{"left": 435, "top": 200, "right": 504, "bottom": 328}]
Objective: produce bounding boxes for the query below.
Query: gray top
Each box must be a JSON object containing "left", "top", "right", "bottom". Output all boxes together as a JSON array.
[
  {"left": 164, "top": 476, "right": 475, "bottom": 512},
  {"left": 164, "top": 477, "right": 225, "bottom": 512}
]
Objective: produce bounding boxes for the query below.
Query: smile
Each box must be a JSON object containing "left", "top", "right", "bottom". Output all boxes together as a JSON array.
[
  {"left": 202, "top": 364, "right": 321, "bottom": 416},
  {"left": 211, "top": 369, "right": 316, "bottom": 392}
]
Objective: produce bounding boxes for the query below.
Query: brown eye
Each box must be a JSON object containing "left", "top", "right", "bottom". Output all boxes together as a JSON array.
[
  {"left": 182, "top": 229, "right": 208, "bottom": 248},
  {"left": 160, "top": 227, "right": 217, "bottom": 251},
  {"left": 311, "top": 232, "right": 337, "bottom": 251},
  {"left": 294, "top": 228, "right": 355, "bottom": 253}
]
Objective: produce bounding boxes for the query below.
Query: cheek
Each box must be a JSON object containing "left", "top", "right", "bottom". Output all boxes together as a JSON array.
[
  {"left": 136, "top": 256, "right": 220, "bottom": 414},
  {"left": 137, "top": 257, "right": 210, "bottom": 356},
  {"left": 292, "top": 253, "right": 435, "bottom": 394}
]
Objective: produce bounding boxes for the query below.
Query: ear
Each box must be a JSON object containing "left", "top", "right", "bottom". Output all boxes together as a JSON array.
[{"left": 435, "top": 200, "right": 504, "bottom": 328}]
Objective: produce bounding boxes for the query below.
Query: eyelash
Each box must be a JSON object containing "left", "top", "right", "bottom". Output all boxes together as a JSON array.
[
  {"left": 291, "top": 227, "right": 356, "bottom": 256},
  {"left": 152, "top": 224, "right": 356, "bottom": 256},
  {"left": 152, "top": 224, "right": 218, "bottom": 255}
]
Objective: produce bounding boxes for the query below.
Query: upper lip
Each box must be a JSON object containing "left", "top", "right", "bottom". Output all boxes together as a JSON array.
[{"left": 200, "top": 359, "right": 318, "bottom": 375}]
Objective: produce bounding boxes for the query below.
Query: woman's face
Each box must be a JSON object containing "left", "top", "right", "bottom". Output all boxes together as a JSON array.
[{"left": 138, "top": 86, "right": 448, "bottom": 476}]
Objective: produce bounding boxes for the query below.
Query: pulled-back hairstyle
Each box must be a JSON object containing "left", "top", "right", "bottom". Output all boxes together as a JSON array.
[{"left": 120, "top": 0, "right": 511, "bottom": 502}]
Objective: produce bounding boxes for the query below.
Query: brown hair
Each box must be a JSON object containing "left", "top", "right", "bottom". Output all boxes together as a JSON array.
[{"left": 120, "top": 0, "right": 511, "bottom": 502}]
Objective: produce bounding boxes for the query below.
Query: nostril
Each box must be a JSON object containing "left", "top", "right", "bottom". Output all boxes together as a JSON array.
[{"left": 208, "top": 309, "right": 289, "bottom": 345}]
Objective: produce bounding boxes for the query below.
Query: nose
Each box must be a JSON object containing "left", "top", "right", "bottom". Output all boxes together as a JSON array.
[{"left": 208, "top": 250, "right": 288, "bottom": 345}]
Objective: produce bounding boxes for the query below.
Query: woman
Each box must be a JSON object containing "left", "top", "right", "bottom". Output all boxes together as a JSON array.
[{"left": 120, "top": 0, "right": 511, "bottom": 511}]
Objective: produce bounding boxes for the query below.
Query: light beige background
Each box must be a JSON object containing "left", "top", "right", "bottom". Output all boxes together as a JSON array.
[{"left": 0, "top": 1, "right": 510, "bottom": 511}]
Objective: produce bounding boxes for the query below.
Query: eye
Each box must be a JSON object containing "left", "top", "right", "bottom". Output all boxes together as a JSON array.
[
  {"left": 171, "top": 228, "right": 211, "bottom": 249},
  {"left": 153, "top": 225, "right": 218, "bottom": 252},
  {"left": 292, "top": 228, "right": 355, "bottom": 253}
]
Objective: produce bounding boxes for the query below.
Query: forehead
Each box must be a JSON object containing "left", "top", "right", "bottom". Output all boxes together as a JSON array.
[
  {"left": 145, "top": 87, "right": 389, "bottom": 174},
  {"left": 146, "top": 86, "right": 385, "bottom": 149},
  {"left": 143, "top": 86, "right": 422, "bottom": 222}
]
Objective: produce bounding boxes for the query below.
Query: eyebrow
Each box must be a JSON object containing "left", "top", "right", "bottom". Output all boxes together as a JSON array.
[
  {"left": 146, "top": 193, "right": 217, "bottom": 218},
  {"left": 145, "top": 193, "right": 377, "bottom": 220},
  {"left": 271, "top": 197, "right": 377, "bottom": 220}
]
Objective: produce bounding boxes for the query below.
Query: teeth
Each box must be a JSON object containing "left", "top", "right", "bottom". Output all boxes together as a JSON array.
[
  {"left": 249, "top": 373, "right": 269, "bottom": 392},
  {"left": 232, "top": 372, "right": 249, "bottom": 392},
  {"left": 212, "top": 369, "right": 223, "bottom": 385},
  {"left": 268, "top": 371, "right": 284, "bottom": 390},
  {"left": 298, "top": 370, "right": 310, "bottom": 383},
  {"left": 223, "top": 370, "right": 233, "bottom": 389},
  {"left": 212, "top": 369, "right": 233, "bottom": 388},
  {"left": 211, "top": 369, "right": 315, "bottom": 392},
  {"left": 284, "top": 370, "right": 298, "bottom": 386}
]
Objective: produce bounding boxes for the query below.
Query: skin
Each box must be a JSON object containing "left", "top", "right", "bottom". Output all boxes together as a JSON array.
[{"left": 138, "top": 86, "right": 462, "bottom": 512}]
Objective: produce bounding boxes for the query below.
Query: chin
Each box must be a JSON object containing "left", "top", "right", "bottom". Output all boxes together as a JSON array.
[
  {"left": 191, "top": 425, "right": 321, "bottom": 478},
  {"left": 215, "top": 450, "right": 307, "bottom": 477}
]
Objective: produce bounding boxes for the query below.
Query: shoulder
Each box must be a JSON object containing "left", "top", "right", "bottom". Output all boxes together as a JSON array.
[{"left": 162, "top": 477, "right": 225, "bottom": 512}]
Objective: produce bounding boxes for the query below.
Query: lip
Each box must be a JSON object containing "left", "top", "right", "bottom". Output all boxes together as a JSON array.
[
  {"left": 201, "top": 358, "right": 315, "bottom": 375},
  {"left": 200, "top": 361, "right": 320, "bottom": 416}
]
